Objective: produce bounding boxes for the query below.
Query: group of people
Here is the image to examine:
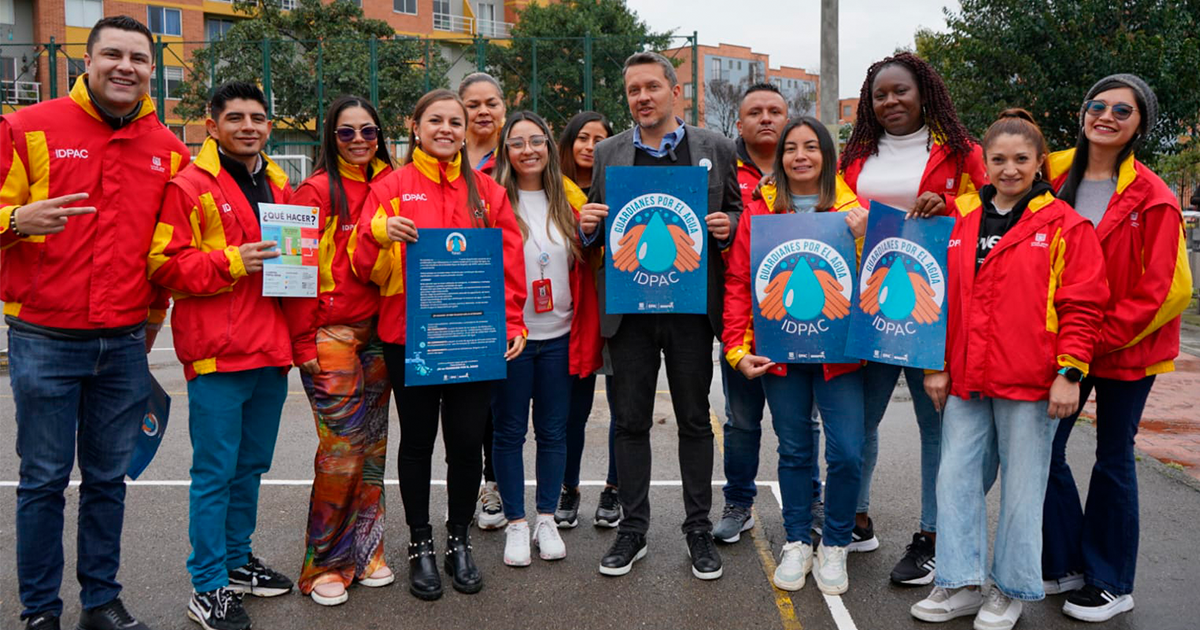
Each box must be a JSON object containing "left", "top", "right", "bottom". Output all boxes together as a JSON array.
[{"left": 1, "top": 14, "right": 1189, "bottom": 630}]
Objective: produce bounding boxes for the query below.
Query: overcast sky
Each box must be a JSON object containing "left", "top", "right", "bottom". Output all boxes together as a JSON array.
[{"left": 624, "top": 0, "right": 961, "bottom": 99}]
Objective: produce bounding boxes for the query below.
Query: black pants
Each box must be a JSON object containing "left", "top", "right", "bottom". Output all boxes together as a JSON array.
[
  {"left": 607, "top": 314, "right": 715, "bottom": 536},
  {"left": 383, "top": 344, "right": 492, "bottom": 530}
]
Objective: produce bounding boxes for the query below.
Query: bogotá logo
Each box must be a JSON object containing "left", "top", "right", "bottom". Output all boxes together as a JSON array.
[
  {"left": 755, "top": 239, "right": 853, "bottom": 335},
  {"left": 859, "top": 237, "right": 945, "bottom": 336},
  {"left": 609, "top": 193, "right": 704, "bottom": 287}
]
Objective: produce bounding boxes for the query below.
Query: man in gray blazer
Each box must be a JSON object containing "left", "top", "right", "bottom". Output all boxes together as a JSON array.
[{"left": 578, "top": 51, "right": 742, "bottom": 581}]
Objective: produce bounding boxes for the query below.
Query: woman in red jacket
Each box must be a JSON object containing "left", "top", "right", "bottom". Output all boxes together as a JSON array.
[
  {"left": 839, "top": 51, "right": 988, "bottom": 585},
  {"left": 284, "top": 96, "right": 395, "bottom": 606},
  {"left": 1041, "top": 74, "right": 1192, "bottom": 623},
  {"left": 911, "top": 110, "right": 1108, "bottom": 630},
  {"left": 488, "top": 110, "right": 602, "bottom": 566},
  {"left": 352, "top": 89, "right": 527, "bottom": 601}
]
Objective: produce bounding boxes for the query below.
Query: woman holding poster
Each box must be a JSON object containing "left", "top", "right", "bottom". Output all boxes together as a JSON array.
[
  {"left": 838, "top": 51, "right": 988, "bottom": 585},
  {"left": 911, "top": 110, "right": 1107, "bottom": 630},
  {"left": 724, "top": 117, "right": 868, "bottom": 596},
  {"left": 285, "top": 97, "right": 395, "bottom": 606},
  {"left": 352, "top": 89, "right": 527, "bottom": 601}
]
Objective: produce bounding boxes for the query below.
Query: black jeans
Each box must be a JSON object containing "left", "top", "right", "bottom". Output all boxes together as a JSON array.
[
  {"left": 383, "top": 344, "right": 492, "bottom": 530},
  {"left": 607, "top": 314, "right": 715, "bottom": 535}
]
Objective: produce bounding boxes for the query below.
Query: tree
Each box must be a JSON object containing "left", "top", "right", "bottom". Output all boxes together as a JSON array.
[
  {"left": 787, "top": 89, "right": 815, "bottom": 119},
  {"left": 704, "top": 78, "right": 742, "bottom": 138},
  {"left": 916, "top": 1, "right": 1200, "bottom": 159},
  {"left": 478, "top": 0, "right": 675, "bottom": 131},
  {"left": 174, "top": 0, "right": 447, "bottom": 143}
]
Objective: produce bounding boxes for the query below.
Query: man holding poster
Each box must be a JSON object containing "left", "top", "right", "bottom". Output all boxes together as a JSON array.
[{"left": 578, "top": 52, "right": 741, "bottom": 581}]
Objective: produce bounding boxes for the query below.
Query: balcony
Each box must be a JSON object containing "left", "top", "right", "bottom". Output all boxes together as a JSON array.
[
  {"left": 1, "top": 80, "right": 40, "bottom": 105},
  {"left": 432, "top": 11, "right": 513, "bottom": 37},
  {"left": 475, "top": 18, "right": 511, "bottom": 38}
]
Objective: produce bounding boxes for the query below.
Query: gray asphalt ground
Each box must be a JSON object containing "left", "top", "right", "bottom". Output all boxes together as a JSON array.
[{"left": 2, "top": 325, "right": 1199, "bottom": 630}]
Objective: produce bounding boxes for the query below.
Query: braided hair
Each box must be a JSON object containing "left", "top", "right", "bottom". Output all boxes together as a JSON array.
[{"left": 839, "top": 52, "right": 975, "bottom": 176}]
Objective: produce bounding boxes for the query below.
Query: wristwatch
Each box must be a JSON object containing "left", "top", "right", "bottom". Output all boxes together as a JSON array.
[{"left": 1058, "top": 366, "right": 1084, "bottom": 383}]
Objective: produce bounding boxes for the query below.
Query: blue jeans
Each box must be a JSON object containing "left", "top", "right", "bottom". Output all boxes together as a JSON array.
[
  {"left": 860, "top": 361, "right": 941, "bottom": 532},
  {"left": 1042, "top": 376, "right": 1154, "bottom": 595},
  {"left": 187, "top": 367, "right": 288, "bottom": 592},
  {"left": 761, "top": 365, "right": 864, "bottom": 546},
  {"left": 491, "top": 334, "right": 572, "bottom": 520},
  {"left": 563, "top": 374, "right": 618, "bottom": 488},
  {"left": 10, "top": 328, "right": 150, "bottom": 619},
  {"left": 936, "top": 395, "right": 1054, "bottom": 601}
]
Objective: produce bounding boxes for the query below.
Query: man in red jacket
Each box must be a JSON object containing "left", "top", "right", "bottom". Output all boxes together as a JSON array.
[{"left": 0, "top": 16, "right": 188, "bottom": 630}]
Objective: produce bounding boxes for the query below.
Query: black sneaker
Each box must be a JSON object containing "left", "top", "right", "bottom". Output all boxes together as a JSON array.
[
  {"left": 554, "top": 485, "right": 580, "bottom": 529},
  {"left": 78, "top": 598, "right": 148, "bottom": 630},
  {"left": 227, "top": 554, "right": 294, "bottom": 597},
  {"left": 848, "top": 517, "right": 879, "bottom": 552},
  {"left": 188, "top": 587, "right": 250, "bottom": 630},
  {"left": 811, "top": 500, "right": 825, "bottom": 537},
  {"left": 24, "top": 613, "right": 59, "bottom": 630},
  {"left": 594, "top": 486, "right": 622, "bottom": 528},
  {"left": 890, "top": 532, "right": 936, "bottom": 585},
  {"left": 1063, "top": 584, "right": 1135, "bottom": 622},
  {"left": 598, "top": 531, "right": 647, "bottom": 576},
  {"left": 686, "top": 530, "right": 723, "bottom": 580},
  {"left": 712, "top": 503, "right": 754, "bottom": 543}
]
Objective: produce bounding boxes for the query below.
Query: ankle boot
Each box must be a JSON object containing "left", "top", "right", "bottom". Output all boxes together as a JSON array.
[
  {"left": 407, "top": 525, "right": 442, "bottom": 600},
  {"left": 445, "top": 522, "right": 483, "bottom": 594}
]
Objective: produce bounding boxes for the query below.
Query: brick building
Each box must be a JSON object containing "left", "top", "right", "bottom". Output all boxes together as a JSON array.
[{"left": 839, "top": 96, "right": 859, "bottom": 124}]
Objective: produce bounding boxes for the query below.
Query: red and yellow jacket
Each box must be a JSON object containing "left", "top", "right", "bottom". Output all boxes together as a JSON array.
[
  {"left": 723, "top": 180, "right": 863, "bottom": 381},
  {"left": 351, "top": 148, "right": 527, "bottom": 345},
  {"left": 841, "top": 138, "right": 987, "bottom": 210},
  {"left": 0, "top": 76, "right": 188, "bottom": 329},
  {"left": 1048, "top": 149, "right": 1192, "bottom": 380},
  {"left": 943, "top": 190, "right": 1108, "bottom": 401},
  {"left": 284, "top": 157, "right": 393, "bottom": 365},
  {"left": 557, "top": 178, "right": 602, "bottom": 376},
  {"left": 149, "top": 138, "right": 293, "bottom": 380}
]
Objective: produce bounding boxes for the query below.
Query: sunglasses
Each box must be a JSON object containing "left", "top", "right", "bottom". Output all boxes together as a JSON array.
[
  {"left": 505, "top": 135, "right": 548, "bottom": 150},
  {"left": 1082, "top": 100, "right": 1137, "bottom": 121},
  {"left": 336, "top": 126, "right": 380, "bottom": 142}
]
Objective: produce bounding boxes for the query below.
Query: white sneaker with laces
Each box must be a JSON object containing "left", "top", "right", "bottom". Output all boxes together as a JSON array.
[
  {"left": 534, "top": 514, "right": 567, "bottom": 560},
  {"left": 477, "top": 482, "right": 507, "bottom": 530},
  {"left": 814, "top": 543, "right": 849, "bottom": 595},
  {"left": 503, "top": 521, "right": 531, "bottom": 567},
  {"left": 910, "top": 585, "right": 984, "bottom": 622},
  {"left": 773, "top": 541, "right": 813, "bottom": 591},
  {"left": 1043, "top": 572, "right": 1084, "bottom": 595},
  {"left": 974, "top": 585, "right": 1023, "bottom": 630}
]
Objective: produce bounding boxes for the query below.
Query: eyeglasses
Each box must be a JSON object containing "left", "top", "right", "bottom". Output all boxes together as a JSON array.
[
  {"left": 505, "top": 135, "right": 548, "bottom": 150},
  {"left": 336, "top": 126, "right": 380, "bottom": 142},
  {"left": 1082, "top": 100, "right": 1138, "bottom": 121}
]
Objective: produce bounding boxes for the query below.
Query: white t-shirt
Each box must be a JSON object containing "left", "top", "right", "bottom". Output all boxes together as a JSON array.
[
  {"left": 518, "top": 189, "right": 573, "bottom": 340},
  {"left": 855, "top": 125, "right": 931, "bottom": 212}
]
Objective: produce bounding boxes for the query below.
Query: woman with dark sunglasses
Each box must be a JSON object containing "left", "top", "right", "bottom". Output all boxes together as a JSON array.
[
  {"left": 1040, "top": 74, "right": 1192, "bottom": 623},
  {"left": 283, "top": 96, "right": 395, "bottom": 606}
]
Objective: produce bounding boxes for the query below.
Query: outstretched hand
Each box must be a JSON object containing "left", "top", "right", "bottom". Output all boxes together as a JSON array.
[
  {"left": 909, "top": 272, "right": 941, "bottom": 324},
  {"left": 859, "top": 267, "right": 888, "bottom": 315},
  {"left": 668, "top": 224, "right": 701, "bottom": 272},
  {"left": 760, "top": 271, "right": 791, "bottom": 321},
  {"left": 814, "top": 270, "right": 850, "bottom": 320},
  {"left": 613, "top": 224, "right": 646, "bottom": 272}
]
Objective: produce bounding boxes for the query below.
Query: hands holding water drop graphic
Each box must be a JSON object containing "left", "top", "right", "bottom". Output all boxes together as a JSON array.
[
  {"left": 612, "top": 221, "right": 701, "bottom": 273},
  {"left": 860, "top": 266, "right": 941, "bottom": 324},
  {"left": 759, "top": 266, "right": 850, "bottom": 321}
]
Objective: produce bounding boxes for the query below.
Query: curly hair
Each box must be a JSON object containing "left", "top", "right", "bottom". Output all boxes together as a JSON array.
[{"left": 839, "top": 52, "right": 976, "bottom": 175}]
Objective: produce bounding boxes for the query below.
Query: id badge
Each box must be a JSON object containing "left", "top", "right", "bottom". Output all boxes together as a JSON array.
[{"left": 532, "top": 278, "right": 553, "bottom": 313}]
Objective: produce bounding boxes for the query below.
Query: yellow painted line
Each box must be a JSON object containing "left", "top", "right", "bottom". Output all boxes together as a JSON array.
[{"left": 710, "top": 411, "right": 803, "bottom": 630}]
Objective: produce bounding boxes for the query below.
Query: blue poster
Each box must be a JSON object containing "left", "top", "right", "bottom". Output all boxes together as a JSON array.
[
  {"left": 845, "top": 201, "right": 953, "bottom": 369},
  {"left": 750, "top": 213, "right": 857, "bottom": 364},
  {"left": 604, "top": 166, "right": 708, "bottom": 314},
  {"left": 127, "top": 375, "right": 169, "bottom": 480},
  {"left": 405, "top": 228, "right": 507, "bottom": 386}
]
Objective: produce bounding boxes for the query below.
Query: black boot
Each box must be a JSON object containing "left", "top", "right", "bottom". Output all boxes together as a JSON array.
[
  {"left": 408, "top": 525, "right": 443, "bottom": 600},
  {"left": 445, "top": 522, "right": 483, "bottom": 594}
]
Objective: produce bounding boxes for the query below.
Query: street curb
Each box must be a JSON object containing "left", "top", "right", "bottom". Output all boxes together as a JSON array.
[{"left": 1074, "top": 418, "right": 1200, "bottom": 494}]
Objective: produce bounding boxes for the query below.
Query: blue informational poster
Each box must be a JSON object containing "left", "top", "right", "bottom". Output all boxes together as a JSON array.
[
  {"left": 404, "top": 228, "right": 507, "bottom": 386},
  {"left": 604, "top": 166, "right": 708, "bottom": 314},
  {"left": 750, "top": 213, "right": 857, "bottom": 364},
  {"left": 127, "top": 375, "right": 170, "bottom": 480},
  {"left": 845, "top": 201, "right": 953, "bottom": 370}
]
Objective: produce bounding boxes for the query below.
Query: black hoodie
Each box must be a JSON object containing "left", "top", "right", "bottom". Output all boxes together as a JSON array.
[{"left": 975, "top": 180, "right": 1054, "bottom": 270}]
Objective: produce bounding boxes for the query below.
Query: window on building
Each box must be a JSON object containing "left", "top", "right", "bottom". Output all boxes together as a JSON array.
[
  {"left": 0, "top": 56, "right": 15, "bottom": 82},
  {"left": 433, "top": 0, "right": 450, "bottom": 29},
  {"left": 843, "top": 105, "right": 852, "bottom": 117},
  {"left": 150, "top": 66, "right": 184, "bottom": 100},
  {"left": 65, "top": 0, "right": 103, "bottom": 28},
  {"left": 67, "top": 58, "right": 86, "bottom": 86},
  {"left": 206, "top": 17, "right": 236, "bottom": 41},
  {"left": 1, "top": 0, "right": 15, "bottom": 25},
  {"left": 394, "top": 0, "right": 416, "bottom": 14},
  {"left": 684, "top": 83, "right": 693, "bottom": 99},
  {"left": 737, "top": 60, "right": 742, "bottom": 70},
  {"left": 147, "top": 6, "right": 182, "bottom": 36}
]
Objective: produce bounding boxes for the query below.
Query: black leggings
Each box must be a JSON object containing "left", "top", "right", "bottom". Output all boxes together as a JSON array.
[{"left": 383, "top": 344, "right": 492, "bottom": 530}]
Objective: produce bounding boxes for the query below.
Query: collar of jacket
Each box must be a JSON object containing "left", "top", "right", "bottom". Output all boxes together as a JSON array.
[
  {"left": 764, "top": 175, "right": 860, "bottom": 213},
  {"left": 957, "top": 185, "right": 1056, "bottom": 216},
  {"left": 337, "top": 155, "right": 390, "bottom": 183},
  {"left": 411, "top": 146, "right": 462, "bottom": 184},
  {"left": 735, "top": 137, "right": 763, "bottom": 177},
  {"left": 195, "top": 137, "right": 289, "bottom": 189},
  {"left": 70, "top": 73, "right": 157, "bottom": 125},
  {"left": 1048, "top": 147, "right": 1138, "bottom": 195}
]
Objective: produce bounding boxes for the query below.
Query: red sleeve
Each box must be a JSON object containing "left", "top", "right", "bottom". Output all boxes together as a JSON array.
[
  {"left": 722, "top": 201, "right": 758, "bottom": 367},
  {"left": 350, "top": 180, "right": 399, "bottom": 288},
  {"left": 148, "top": 179, "right": 243, "bottom": 296},
  {"left": 281, "top": 180, "right": 325, "bottom": 365},
  {"left": 942, "top": 144, "right": 988, "bottom": 213},
  {"left": 1053, "top": 219, "right": 1109, "bottom": 372},
  {"left": 0, "top": 118, "right": 31, "bottom": 248},
  {"left": 488, "top": 183, "right": 528, "bottom": 340}
]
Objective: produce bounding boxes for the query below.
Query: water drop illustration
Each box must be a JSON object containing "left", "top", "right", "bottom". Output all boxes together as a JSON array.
[
  {"left": 879, "top": 263, "right": 917, "bottom": 320},
  {"left": 783, "top": 258, "right": 825, "bottom": 320},
  {"left": 636, "top": 212, "right": 678, "bottom": 273}
]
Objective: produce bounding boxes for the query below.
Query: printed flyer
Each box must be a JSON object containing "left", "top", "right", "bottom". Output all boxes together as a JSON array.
[{"left": 259, "top": 202, "right": 320, "bottom": 297}]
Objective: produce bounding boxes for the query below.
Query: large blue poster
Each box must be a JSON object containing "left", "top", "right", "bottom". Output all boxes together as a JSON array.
[
  {"left": 405, "top": 228, "right": 507, "bottom": 386},
  {"left": 604, "top": 166, "right": 708, "bottom": 314},
  {"left": 750, "top": 213, "right": 857, "bottom": 364},
  {"left": 845, "top": 201, "right": 953, "bottom": 369}
]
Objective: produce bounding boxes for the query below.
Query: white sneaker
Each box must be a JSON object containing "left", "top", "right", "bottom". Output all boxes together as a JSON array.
[
  {"left": 974, "top": 585, "right": 1022, "bottom": 630},
  {"left": 911, "top": 585, "right": 984, "bottom": 622},
  {"left": 503, "top": 521, "right": 531, "bottom": 566},
  {"left": 533, "top": 514, "right": 566, "bottom": 560},
  {"left": 773, "top": 541, "right": 813, "bottom": 591},
  {"left": 477, "top": 482, "right": 507, "bottom": 530},
  {"left": 1043, "top": 572, "right": 1084, "bottom": 595},
  {"left": 813, "top": 543, "right": 849, "bottom": 595}
]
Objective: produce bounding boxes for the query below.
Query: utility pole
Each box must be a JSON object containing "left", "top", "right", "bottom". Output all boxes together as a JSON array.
[{"left": 820, "top": 0, "right": 839, "bottom": 136}]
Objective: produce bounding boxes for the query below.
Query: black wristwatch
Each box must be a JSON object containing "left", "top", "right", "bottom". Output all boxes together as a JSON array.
[{"left": 1058, "top": 366, "right": 1084, "bottom": 383}]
